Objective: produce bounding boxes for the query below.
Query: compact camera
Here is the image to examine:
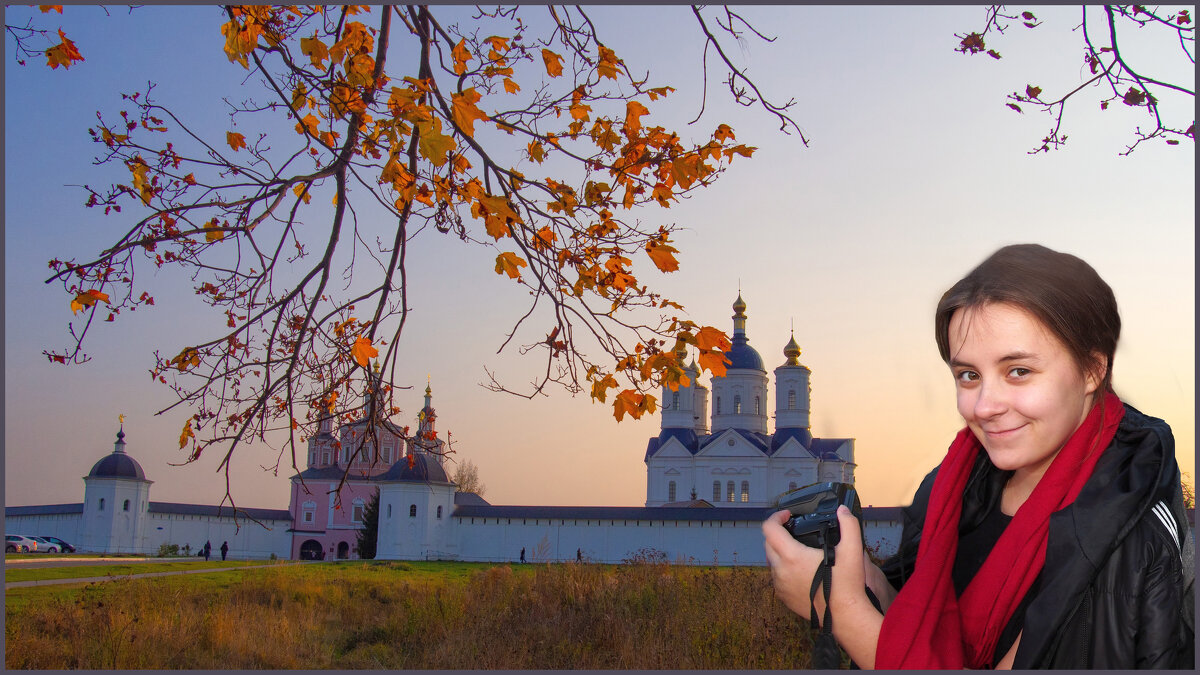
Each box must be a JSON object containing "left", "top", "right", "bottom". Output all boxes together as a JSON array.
[{"left": 776, "top": 481, "right": 863, "bottom": 551}]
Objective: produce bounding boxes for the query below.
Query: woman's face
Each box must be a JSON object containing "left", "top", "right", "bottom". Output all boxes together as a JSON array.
[{"left": 947, "top": 302, "right": 1100, "bottom": 484}]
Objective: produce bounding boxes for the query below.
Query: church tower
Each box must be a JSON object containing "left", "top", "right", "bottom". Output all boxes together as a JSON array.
[
  {"left": 774, "top": 332, "right": 813, "bottom": 436},
  {"left": 82, "top": 422, "right": 153, "bottom": 553},
  {"left": 709, "top": 294, "right": 769, "bottom": 434},
  {"left": 660, "top": 341, "right": 707, "bottom": 433}
]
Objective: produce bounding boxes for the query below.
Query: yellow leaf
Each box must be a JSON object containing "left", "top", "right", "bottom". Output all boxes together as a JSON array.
[
  {"left": 532, "top": 226, "right": 556, "bottom": 250},
  {"left": 417, "top": 119, "right": 455, "bottom": 166},
  {"left": 527, "top": 140, "right": 545, "bottom": 163},
  {"left": 503, "top": 78, "right": 520, "bottom": 94},
  {"left": 351, "top": 336, "right": 378, "bottom": 368},
  {"left": 295, "top": 113, "right": 319, "bottom": 137},
  {"left": 227, "top": 131, "right": 247, "bottom": 151},
  {"left": 179, "top": 418, "right": 194, "bottom": 449},
  {"left": 542, "top": 48, "right": 564, "bottom": 77},
  {"left": 494, "top": 251, "right": 527, "bottom": 280},
  {"left": 45, "top": 29, "right": 84, "bottom": 69},
  {"left": 293, "top": 183, "right": 312, "bottom": 204},
  {"left": 70, "top": 289, "right": 109, "bottom": 314},
  {"left": 714, "top": 124, "right": 735, "bottom": 142},
  {"left": 590, "top": 373, "right": 618, "bottom": 403},
  {"left": 204, "top": 220, "right": 225, "bottom": 242},
  {"left": 300, "top": 34, "right": 329, "bottom": 70},
  {"left": 451, "top": 88, "right": 488, "bottom": 137}
]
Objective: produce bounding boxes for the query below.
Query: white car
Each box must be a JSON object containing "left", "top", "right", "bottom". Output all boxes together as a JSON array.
[
  {"left": 5, "top": 534, "right": 38, "bottom": 552},
  {"left": 29, "top": 536, "right": 60, "bottom": 553}
]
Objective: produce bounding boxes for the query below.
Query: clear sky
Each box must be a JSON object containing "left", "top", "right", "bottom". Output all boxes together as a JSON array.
[{"left": 5, "top": 5, "right": 1194, "bottom": 512}]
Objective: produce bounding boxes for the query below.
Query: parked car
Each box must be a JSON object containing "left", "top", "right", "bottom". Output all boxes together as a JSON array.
[
  {"left": 29, "top": 536, "right": 60, "bottom": 553},
  {"left": 5, "top": 534, "right": 38, "bottom": 552},
  {"left": 39, "top": 536, "right": 76, "bottom": 553}
]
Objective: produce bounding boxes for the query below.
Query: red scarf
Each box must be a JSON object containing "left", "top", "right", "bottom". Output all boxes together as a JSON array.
[{"left": 875, "top": 391, "right": 1124, "bottom": 669}]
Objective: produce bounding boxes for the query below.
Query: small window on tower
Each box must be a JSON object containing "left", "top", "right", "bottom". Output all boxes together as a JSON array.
[
  {"left": 99, "top": 498, "right": 105, "bottom": 511},
  {"left": 409, "top": 504, "right": 417, "bottom": 517},
  {"left": 671, "top": 392, "right": 679, "bottom": 409},
  {"left": 668, "top": 481, "right": 677, "bottom": 502},
  {"left": 386, "top": 504, "right": 392, "bottom": 518},
  {"left": 755, "top": 396, "right": 761, "bottom": 415},
  {"left": 713, "top": 481, "right": 721, "bottom": 502},
  {"left": 741, "top": 481, "right": 749, "bottom": 503},
  {"left": 734, "top": 395, "right": 741, "bottom": 414},
  {"left": 123, "top": 499, "right": 130, "bottom": 511},
  {"left": 788, "top": 390, "right": 796, "bottom": 409},
  {"left": 726, "top": 481, "right": 735, "bottom": 502},
  {"left": 437, "top": 505, "right": 443, "bottom": 519},
  {"left": 715, "top": 397, "right": 721, "bottom": 414}
]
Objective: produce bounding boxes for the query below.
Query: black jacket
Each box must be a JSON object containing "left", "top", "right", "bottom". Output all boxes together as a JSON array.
[{"left": 881, "top": 404, "right": 1193, "bottom": 669}]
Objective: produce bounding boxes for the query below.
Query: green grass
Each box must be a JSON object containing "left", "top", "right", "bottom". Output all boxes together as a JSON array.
[
  {"left": 5, "top": 560, "right": 818, "bottom": 669},
  {"left": 5, "top": 559, "right": 280, "bottom": 584}
]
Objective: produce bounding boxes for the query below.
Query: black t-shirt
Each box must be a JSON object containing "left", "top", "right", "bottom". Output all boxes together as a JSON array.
[{"left": 951, "top": 502, "right": 1040, "bottom": 665}]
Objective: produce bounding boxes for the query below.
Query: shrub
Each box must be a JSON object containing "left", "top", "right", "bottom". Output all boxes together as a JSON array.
[{"left": 156, "top": 543, "right": 180, "bottom": 557}]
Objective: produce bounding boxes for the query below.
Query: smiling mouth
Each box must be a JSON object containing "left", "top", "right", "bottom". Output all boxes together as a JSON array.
[{"left": 983, "top": 424, "right": 1026, "bottom": 438}]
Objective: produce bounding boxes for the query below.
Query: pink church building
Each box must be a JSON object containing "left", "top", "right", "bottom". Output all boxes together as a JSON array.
[{"left": 288, "top": 376, "right": 449, "bottom": 560}]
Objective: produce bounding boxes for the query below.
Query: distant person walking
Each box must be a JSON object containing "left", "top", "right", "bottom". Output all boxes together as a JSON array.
[
  {"left": 203, "top": 540, "right": 211, "bottom": 561},
  {"left": 219, "top": 541, "right": 229, "bottom": 561},
  {"left": 577, "top": 548, "right": 582, "bottom": 562},
  {"left": 520, "top": 547, "right": 526, "bottom": 563}
]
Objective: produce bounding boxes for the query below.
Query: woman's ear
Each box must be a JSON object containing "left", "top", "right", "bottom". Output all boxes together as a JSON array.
[{"left": 1083, "top": 350, "right": 1107, "bottom": 395}]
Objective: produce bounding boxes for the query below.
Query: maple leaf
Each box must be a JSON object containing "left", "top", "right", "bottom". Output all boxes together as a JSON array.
[
  {"left": 204, "top": 220, "right": 225, "bottom": 242},
  {"left": 597, "top": 44, "right": 620, "bottom": 80},
  {"left": 351, "top": 336, "right": 378, "bottom": 368},
  {"left": 532, "top": 226, "right": 556, "bottom": 250},
  {"left": 503, "top": 78, "right": 520, "bottom": 94},
  {"left": 295, "top": 113, "right": 319, "bottom": 137},
  {"left": 494, "top": 251, "right": 527, "bottom": 279},
  {"left": 70, "top": 289, "right": 109, "bottom": 315},
  {"left": 612, "top": 389, "right": 655, "bottom": 421},
  {"left": 625, "top": 100, "right": 649, "bottom": 136},
  {"left": 646, "top": 239, "right": 680, "bottom": 272},
  {"left": 958, "top": 32, "right": 985, "bottom": 54},
  {"left": 695, "top": 326, "right": 731, "bottom": 352},
  {"left": 1122, "top": 87, "right": 1147, "bottom": 106},
  {"left": 528, "top": 140, "right": 546, "bottom": 163},
  {"left": 452, "top": 38, "right": 472, "bottom": 75},
  {"left": 1025, "top": 84, "right": 1042, "bottom": 99},
  {"left": 542, "top": 48, "right": 564, "bottom": 77},
  {"left": 451, "top": 88, "right": 488, "bottom": 137},
  {"left": 417, "top": 119, "right": 455, "bottom": 166},
  {"left": 179, "top": 418, "right": 194, "bottom": 450},
  {"left": 300, "top": 34, "right": 329, "bottom": 70},
  {"left": 226, "top": 131, "right": 247, "bottom": 151},
  {"left": 590, "top": 373, "right": 619, "bottom": 403},
  {"left": 714, "top": 124, "right": 735, "bottom": 142},
  {"left": 698, "top": 349, "right": 731, "bottom": 378},
  {"left": 45, "top": 29, "right": 84, "bottom": 69}
]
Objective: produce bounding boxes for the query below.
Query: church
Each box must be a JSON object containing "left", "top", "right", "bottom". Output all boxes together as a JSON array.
[{"left": 6, "top": 295, "right": 905, "bottom": 562}]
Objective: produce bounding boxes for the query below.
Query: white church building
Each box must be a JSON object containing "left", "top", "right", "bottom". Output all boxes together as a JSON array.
[{"left": 6, "top": 295, "right": 908, "bottom": 562}]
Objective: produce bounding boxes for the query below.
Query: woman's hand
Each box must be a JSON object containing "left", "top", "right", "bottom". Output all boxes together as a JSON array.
[{"left": 764, "top": 506, "right": 886, "bottom": 668}]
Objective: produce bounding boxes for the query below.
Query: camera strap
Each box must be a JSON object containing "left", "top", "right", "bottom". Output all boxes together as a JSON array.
[{"left": 807, "top": 524, "right": 841, "bottom": 669}]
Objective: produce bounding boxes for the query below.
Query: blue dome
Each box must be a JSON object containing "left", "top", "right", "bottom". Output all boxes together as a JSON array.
[
  {"left": 724, "top": 336, "right": 764, "bottom": 371},
  {"left": 88, "top": 452, "right": 146, "bottom": 480}
]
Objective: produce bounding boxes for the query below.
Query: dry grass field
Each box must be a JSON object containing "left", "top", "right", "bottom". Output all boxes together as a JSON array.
[{"left": 5, "top": 558, "right": 823, "bottom": 669}]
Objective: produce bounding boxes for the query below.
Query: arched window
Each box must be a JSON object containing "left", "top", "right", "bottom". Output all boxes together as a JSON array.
[
  {"left": 409, "top": 504, "right": 417, "bottom": 517},
  {"left": 740, "top": 481, "right": 749, "bottom": 503},
  {"left": 668, "top": 481, "right": 677, "bottom": 502},
  {"left": 713, "top": 481, "right": 721, "bottom": 502},
  {"left": 671, "top": 391, "right": 679, "bottom": 409},
  {"left": 734, "top": 395, "right": 741, "bottom": 413},
  {"left": 726, "top": 481, "right": 735, "bottom": 502},
  {"left": 755, "top": 396, "right": 761, "bottom": 415},
  {"left": 99, "top": 498, "right": 105, "bottom": 511},
  {"left": 352, "top": 498, "right": 365, "bottom": 523},
  {"left": 123, "top": 499, "right": 131, "bottom": 511},
  {"left": 437, "top": 505, "right": 443, "bottom": 519},
  {"left": 715, "top": 396, "right": 721, "bottom": 414},
  {"left": 788, "top": 390, "right": 796, "bottom": 409}
]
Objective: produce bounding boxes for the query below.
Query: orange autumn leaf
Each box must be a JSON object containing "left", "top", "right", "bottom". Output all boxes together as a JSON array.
[
  {"left": 625, "top": 100, "right": 649, "bottom": 135},
  {"left": 351, "top": 336, "right": 378, "bottom": 367},
  {"left": 226, "top": 131, "right": 247, "bottom": 151},
  {"left": 698, "top": 349, "right": 731, "bottom": 378},
  {"left": 612, "top": 389, "right": 656, "bottom": 421},
  {"left": 452, "top": 38, "right": 472, "bottom": 75},
  {"left": 714, "top": 123, "right": 735, "bottom": 142},
  {"left": 695, "top": 325, "right": 731, "bottom": 352},
  {"left": 70, "top": 289, "right": 109, "bottom": 314},
  {"left": 494, "top": 251, "right": 527, "bottom": 279},
  {"left": 597, "top": 44, "right": 620, "bottom": 80},
  {"left": 451, "top": 88, "right": 488, "bottom": 137},
  {"left": 45, "top": 29, "right": 84, "bottom": 69},
  {"left": 39, "top": 5, "right": 64, "bottom": 13},
  {"left": 645, "top": 239, "right": 680, "bottom": 272},
  {"left": 502, "top": 77, "right": 520, "bottom": 94},
  {"left": 542, "top": 48, "right": 563, "bottom": 77},
  {"left": 532, "top": 225, "right": 556, "bottom": 250},
  {"left": 179, "top": 418, "right": 195, "bottom": 449},
  {"left": 590, "top": 372, "right": 619, "bottom": 403},
  {"left": 417, "top": 119, "right": 455, "bottom": 166},
  {"left": 204, "top": 220, "right": 225, "bottom": 242}
]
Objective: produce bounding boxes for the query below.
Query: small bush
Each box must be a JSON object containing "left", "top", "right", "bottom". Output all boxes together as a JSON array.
[{"left": 156, "top": 543, "right": 180, "bottom": 557}]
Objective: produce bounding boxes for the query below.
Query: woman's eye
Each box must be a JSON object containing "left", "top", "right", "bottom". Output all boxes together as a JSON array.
[
  {"left": 956, "top": 370, "right": 978, "bottom": 383},
  {"left": 1008, "top": 367, "right": 1031, "bottom": 378}
]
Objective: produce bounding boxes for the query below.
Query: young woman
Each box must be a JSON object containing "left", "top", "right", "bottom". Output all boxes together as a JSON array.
[{"left": 763, "top": 244, "right": 1192, "bottom": 669}]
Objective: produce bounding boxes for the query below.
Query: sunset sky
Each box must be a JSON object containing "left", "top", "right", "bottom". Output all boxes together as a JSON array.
[{"left": 5, "top": 5, "right": 1193, "bottom": 513}]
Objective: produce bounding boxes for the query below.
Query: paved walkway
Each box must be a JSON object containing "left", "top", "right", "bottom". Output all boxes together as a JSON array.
[{"left": 6, "top": 560, "right": 313, "bottom": 589}]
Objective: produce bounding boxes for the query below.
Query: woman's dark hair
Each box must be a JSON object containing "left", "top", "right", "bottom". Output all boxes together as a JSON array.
[{"left": 934, "top": 244, "right": 1120, "bottom": 395}]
